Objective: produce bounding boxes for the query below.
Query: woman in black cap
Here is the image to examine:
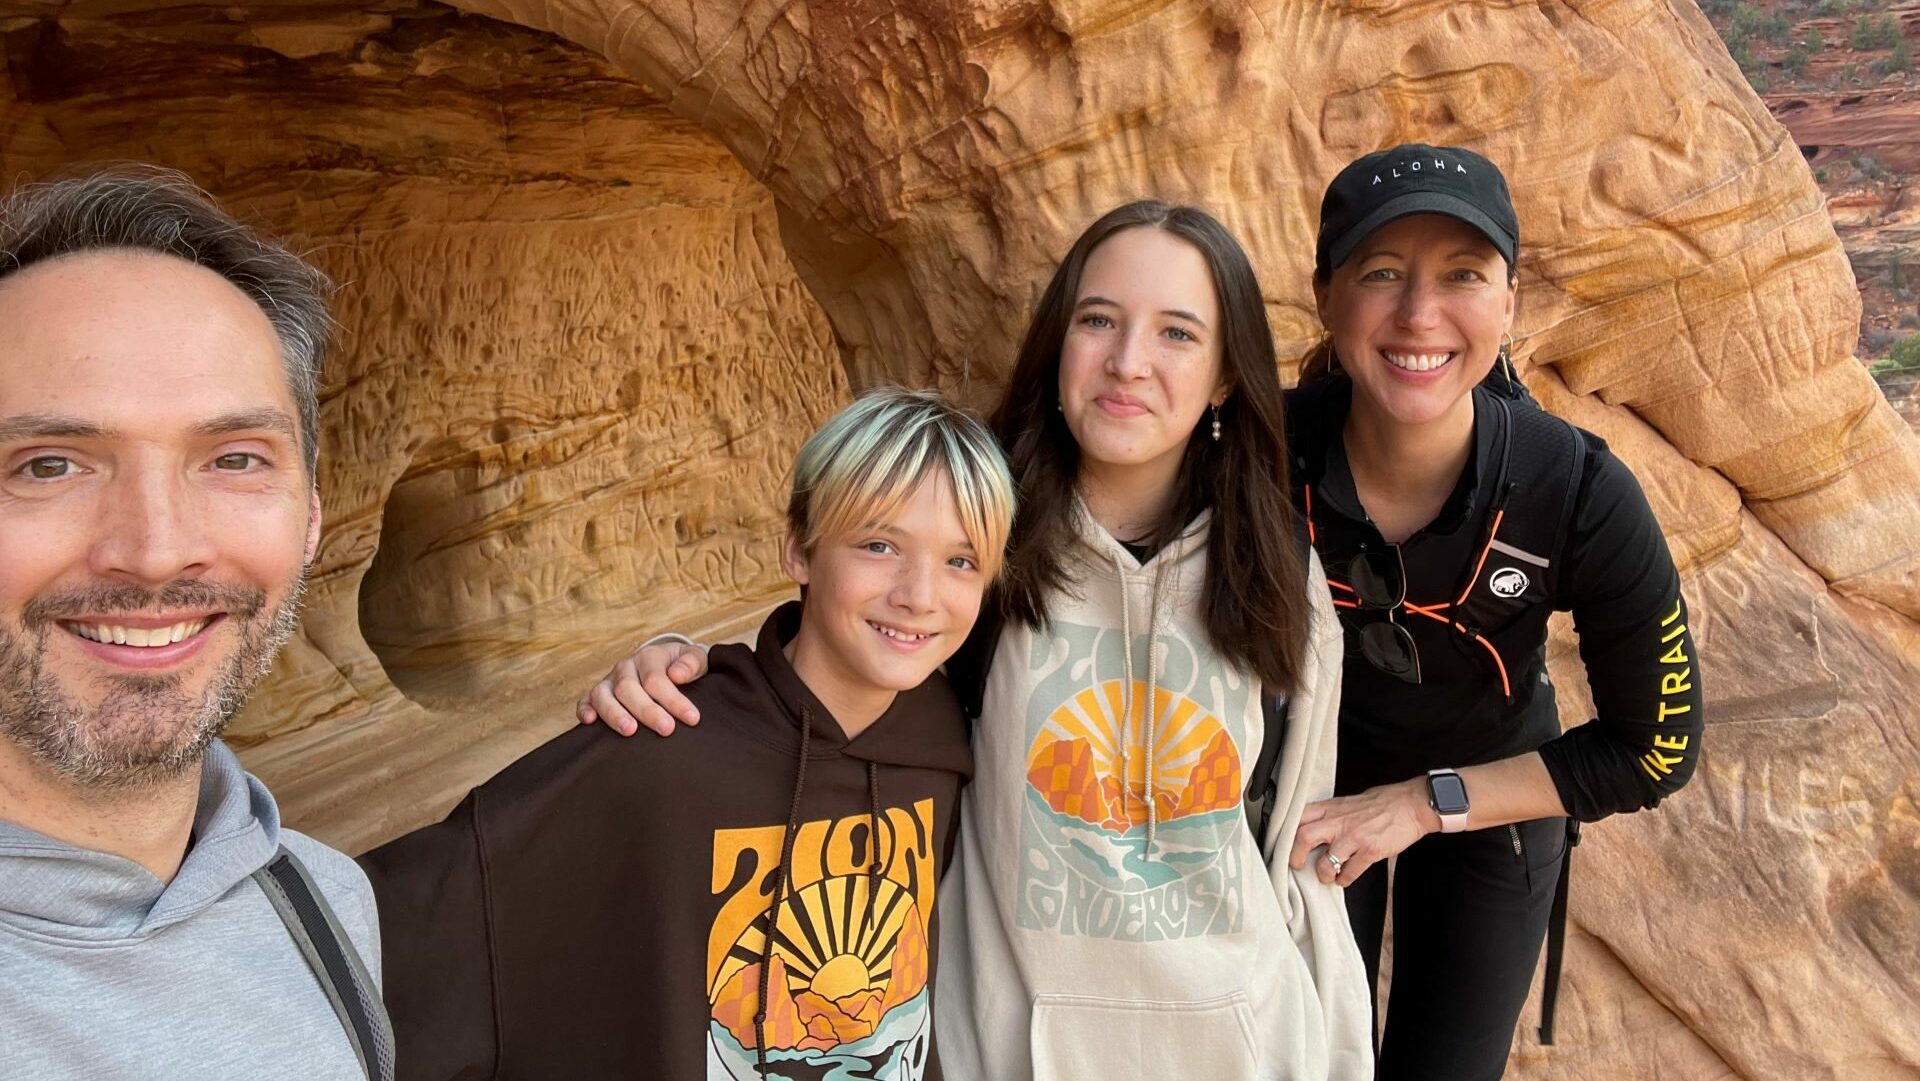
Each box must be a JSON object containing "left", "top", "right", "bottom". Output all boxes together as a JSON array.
[{"left": 1281, "top": 143, "right": 1706, "bottom": 1079}]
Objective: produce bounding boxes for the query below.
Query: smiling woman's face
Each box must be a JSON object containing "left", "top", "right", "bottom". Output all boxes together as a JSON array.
[
  {"left": 1057, "top": 226, "right": 1228, "bottom": 479},
  {"left": 1315, "top": 213, "right": 1517, "bottom": 428}
]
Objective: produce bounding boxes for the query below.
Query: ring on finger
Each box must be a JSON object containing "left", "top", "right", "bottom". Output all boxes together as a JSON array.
[{"left": 1326, "top": 852, "right": 1345, "bottom": 875}]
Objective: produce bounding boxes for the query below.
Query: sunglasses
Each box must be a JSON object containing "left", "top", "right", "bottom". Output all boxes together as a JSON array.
[{"left": 1344, "top": 546, "right": 1422, "bottom": 684}]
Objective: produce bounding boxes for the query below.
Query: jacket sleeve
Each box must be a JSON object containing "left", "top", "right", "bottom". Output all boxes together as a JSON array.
[
  {"left": 1536, "top": 440, "right": 1705, "bottom": 822},
  {"left": 358, "top": 791, "right": 500, "bottom": 1081},
  {"left": 1263, "top": 552, "right": 1375, "bottom": 1080}
]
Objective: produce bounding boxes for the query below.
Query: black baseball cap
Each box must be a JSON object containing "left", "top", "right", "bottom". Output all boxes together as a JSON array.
[{"left": 1315, "top": 143, "right": 1518, "bottom": 276}]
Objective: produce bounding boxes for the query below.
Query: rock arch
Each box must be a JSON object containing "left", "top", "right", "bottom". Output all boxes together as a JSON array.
[{"left": 2, "top": 1, "right": 1915, "bottom": 1076}]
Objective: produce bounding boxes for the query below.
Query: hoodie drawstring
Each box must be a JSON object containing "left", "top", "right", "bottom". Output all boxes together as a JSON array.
[
  {"left": 1144, "top": 558, "right": 1167, "bottom": 856},
  {"left": 1116, "top": 552, "right": 1136, "bottom": 816},
  {"left": 755, "top": 707, "right": 813, "bottom": 1079},
  {"left": 1112, "top": 551, "right": 1172, "bottom": 857},
  {"left": 864, "top": 761, "right": 882, "bottom": 937}
]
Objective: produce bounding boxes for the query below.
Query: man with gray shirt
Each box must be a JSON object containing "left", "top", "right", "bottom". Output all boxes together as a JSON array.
[{"left": 0, "top": 169, "right": 389, "bottom": 1080}]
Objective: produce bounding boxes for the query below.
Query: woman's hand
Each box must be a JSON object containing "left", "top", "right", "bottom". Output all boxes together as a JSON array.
[
  {"left": 575, "top": 640, "right": 710, "bottom": 736},
  {"left": 1288, "top": 778, "right": 1439, "bottom": 887}
]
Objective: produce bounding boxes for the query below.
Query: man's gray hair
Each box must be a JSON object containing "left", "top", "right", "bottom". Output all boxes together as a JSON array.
[{"left": 0, "top": 165, "right": 331, "bottom": 475}]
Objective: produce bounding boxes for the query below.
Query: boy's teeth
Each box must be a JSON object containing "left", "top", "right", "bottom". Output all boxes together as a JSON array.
[
  {"left": 871, "top": 622, "right": 929, "bottom": 641},
  {"left": 1385, "top": 351, "right": 1454, "bottom": 372},
  {"left": 69, "top": 619, "right": 209, "bottom": 648}
]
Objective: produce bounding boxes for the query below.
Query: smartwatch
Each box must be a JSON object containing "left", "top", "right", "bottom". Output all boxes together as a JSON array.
[{"left": 1426, "top": 769, "right": 1470, "bottom": 833}]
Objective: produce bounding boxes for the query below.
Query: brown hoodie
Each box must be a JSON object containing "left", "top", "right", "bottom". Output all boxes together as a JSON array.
[{"left": 362, "top": 602, "right": 973, "bottom": 1080}]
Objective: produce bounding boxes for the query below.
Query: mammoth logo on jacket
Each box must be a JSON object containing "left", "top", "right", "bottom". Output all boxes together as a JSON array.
[
  {"left": 1016, "top": 620, "right": 1255, "bottom": 942},
  {"left": 705, "top": 799, "right": 939, "bottom": 1080}
]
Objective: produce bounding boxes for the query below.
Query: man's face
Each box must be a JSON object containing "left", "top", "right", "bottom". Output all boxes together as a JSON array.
[{"left": 0, "top": 251, "right": 318, "bottom": 790}]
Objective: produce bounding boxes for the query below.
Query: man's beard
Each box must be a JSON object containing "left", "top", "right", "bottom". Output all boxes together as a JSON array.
[{"left": 0, "top": 573, "right": 307, "bottom": 792}]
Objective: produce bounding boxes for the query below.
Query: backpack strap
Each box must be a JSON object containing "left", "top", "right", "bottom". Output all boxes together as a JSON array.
[
  {"left": 1538, "top": 818, "right": 1581, "bottom": 1044},
  {"left": 1485, "top": 396, "right": 1589, "bottom": 1046},
  {"left": 1243, "top": 511, "right": 1313, "bottom": 843},
  {"left": 1484, "top": 393, "right": 1587, "bottom": 605},
  {"left": 253, "top": 847, "right": 395, "bottom": 1081}
]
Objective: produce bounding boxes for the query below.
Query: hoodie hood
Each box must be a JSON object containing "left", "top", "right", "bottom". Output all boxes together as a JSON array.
[
  {"left": 706, "top": 599, "right": 974, "bottom": 779},
  {"left": 0, "top": 741, "right": 281, "bottom": 943},
  {"left": 1064, "top": 492, "right": 1213, "bottom": 583}
]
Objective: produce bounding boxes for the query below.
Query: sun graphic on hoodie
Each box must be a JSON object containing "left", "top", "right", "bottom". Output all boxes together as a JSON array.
[
  {"left": 1025, "top": 678, "right": 1242, "bottom": 833},
  {"left": 710, "top": 874, "right": 931, "bottom": 1054}
]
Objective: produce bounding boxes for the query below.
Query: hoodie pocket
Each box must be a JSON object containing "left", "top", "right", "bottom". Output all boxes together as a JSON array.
[{"left": 1030, "top": 991, "right": 1259, "bottom": 1081}]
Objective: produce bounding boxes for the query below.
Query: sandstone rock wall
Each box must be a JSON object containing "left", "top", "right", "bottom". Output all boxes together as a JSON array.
[
  {"left": 2, "top": 1, "right": 1916, "bottom": 1078},
  {"left": 0, "top": 0, "right": 849, "bottom": 838}
]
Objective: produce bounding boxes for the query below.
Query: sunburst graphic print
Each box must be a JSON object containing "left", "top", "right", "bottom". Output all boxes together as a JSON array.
[
  {"left": 1015, "top": 623, "right": 1253, "bottom": 938},
  {"left": 708, "top": 875, "right": 932, "bottom": 1078},
  {"left": 1026, "top": 678, "right": 1243, "bottom": 834}
]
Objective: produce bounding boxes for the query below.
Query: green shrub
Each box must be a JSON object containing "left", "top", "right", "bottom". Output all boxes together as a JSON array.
[
  {"left": 1880, "top": 333, "right": 1920, "bottom": 371},
  {"left": 1874, "top": 36, "right": 1912, "bottom": 75},
  {"left": 1819, "top": 0, "right": 1854, "bottom": 15},
  {"left": 1850, "top": 152, "right": 1893, "bottom": 181},
  {"left": 1851, "top": 14, "right": 1900, "bottom": 51},
  {"left": 1785, "top": 40, "right": 1814, "bottom": 75},
  {"left": 1730, "top": 4, "right": 1792, "bottom": 44}
]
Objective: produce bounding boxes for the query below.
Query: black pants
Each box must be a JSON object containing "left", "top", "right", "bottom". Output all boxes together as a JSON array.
[{"left": 1344, "top": 816, "right": 1568, "bottom": 1081}]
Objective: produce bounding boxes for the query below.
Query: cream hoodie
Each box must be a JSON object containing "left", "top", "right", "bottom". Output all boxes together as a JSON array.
[{"left": 935, "top": 500, "right": 1372, "bottom": 1080}]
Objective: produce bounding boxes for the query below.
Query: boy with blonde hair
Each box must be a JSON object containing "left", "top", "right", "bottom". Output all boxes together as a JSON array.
[{"left": 364, "top": 388, "right": 1015, "bottom": 1081}]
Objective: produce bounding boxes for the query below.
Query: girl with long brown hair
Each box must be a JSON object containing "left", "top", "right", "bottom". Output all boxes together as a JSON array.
[{"left": 931, "top": 200, "right": 1369, "bottom": 1079}]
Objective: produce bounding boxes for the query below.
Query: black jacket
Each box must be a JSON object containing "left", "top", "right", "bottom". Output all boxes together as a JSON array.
[{"left": 1287, "top": 377, "right": 1703, "bottom": 821}]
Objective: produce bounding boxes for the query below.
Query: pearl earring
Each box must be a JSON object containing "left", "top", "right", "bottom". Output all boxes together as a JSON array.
[{"left": 1211, "top": 404, "right": 1222, "bottom": 442}]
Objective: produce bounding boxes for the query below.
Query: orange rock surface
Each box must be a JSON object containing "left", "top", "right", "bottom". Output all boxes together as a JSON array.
[
  {"left": 1029, "top": 736, "right": 1109, "bottom": 825},
  {"left": 880, "top": 907, "right": 929, "bottom": 1016},
  {"left": 713, "top": 954, "right": 806, "bottom": 1051},
  {"left": 1172, "top": 730, "right": 1243, "bottom": 817},
  {"left": 2, "top": 0, "right": 1915, "bottom": 1077}
]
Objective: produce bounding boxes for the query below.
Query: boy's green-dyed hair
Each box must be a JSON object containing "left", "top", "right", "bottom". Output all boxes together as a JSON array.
[{"left": 787, "top": 387, "right": 1015, "bottom": 580}]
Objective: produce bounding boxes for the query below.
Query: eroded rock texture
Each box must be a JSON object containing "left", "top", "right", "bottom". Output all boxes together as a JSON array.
[
  {"left": 0, "top": 0, "right": 848, "bottom": 841},
  {"left": 2, "top": 1, "right": 1915, "bottom": 1078}
]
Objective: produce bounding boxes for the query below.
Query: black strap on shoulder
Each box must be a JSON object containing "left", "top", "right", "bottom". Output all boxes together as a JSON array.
[
  {"left": 253, "top": 847, "right": 395, "bottom": 1081},
  {"left": 1488, "top": 392, "right": 1587, "bottom": 604},
  {"left": 1243, "top": 511, "right": 1313, "bottom": 844},
  {"left": 1490, "top": 398, "right": 1588, "bottom": 1044},
  {"left": 1473, "top": 394, "right": 1592, "bottom": 1045},
  {"left": 1539, "top": 819, "right": 1582, "bottom": 1044}
]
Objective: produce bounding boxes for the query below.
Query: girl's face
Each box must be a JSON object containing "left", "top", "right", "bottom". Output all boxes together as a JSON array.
[
  {"left": 1315, "top": 214, "right": 1517, "bottom": 428},
  {"left": 1057, "top": 227, "right": 1229, "bottom": 480}
]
